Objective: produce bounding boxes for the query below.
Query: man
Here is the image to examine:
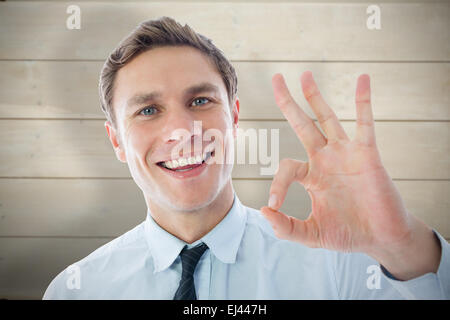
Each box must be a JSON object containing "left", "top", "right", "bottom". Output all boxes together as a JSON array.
[{"left": 43, "top": 16, "right": 449, "bottom": 299}]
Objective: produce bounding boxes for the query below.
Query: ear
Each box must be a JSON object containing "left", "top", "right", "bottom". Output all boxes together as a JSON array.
[
  {"left": 232, "top": 97, "right": 240, "bottom": 138},
  {"left": 104, "top": 121, "right": 127, "bottom": 163}
]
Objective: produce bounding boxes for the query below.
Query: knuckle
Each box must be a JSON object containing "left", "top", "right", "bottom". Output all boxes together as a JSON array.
[
  {"left": 292, "top": 119, "right": 315, "bottom": 136},
  {"left": 356, "top": 98, "right": 371, "bottom": 105},
  {"left": 317, "top": 113, "right": 335, "bottom": 125},
  {"left": 279, "top": 158, "right": 294, "bottom": 166},
  {"left": 304, "top": 89, "right": 321, "bottom": 102},
  {"left": 356, "top": 119, "right": 373, "bottom": 127},
  {"left": 278, "top": 158, "right": 297, "bottom": 172},
  {"left": 277, "top": 96, "right": 294, "bottom": 110},
  {"left": 294, "top": 161, "right": 308, "bottom": 180}
]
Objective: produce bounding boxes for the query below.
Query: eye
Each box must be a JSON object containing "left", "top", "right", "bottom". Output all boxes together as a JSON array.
[
  {"left": 139, "top": 106, "right": 158, "bottom": 116},
  {"left": 191, "top": 97, "right": 210, "bottom": 107}
]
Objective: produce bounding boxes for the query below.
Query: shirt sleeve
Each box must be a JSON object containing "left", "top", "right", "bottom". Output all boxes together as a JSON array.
[
  {"left": 332, "top": 229, "right": 450, "bottom": 299},
  {"left": 377, "top": 230, "right": 449, "bottom": 299}
]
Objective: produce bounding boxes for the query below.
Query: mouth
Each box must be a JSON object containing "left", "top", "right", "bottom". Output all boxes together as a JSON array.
[{"left": 156, "top": 150, "right": 214, "bottom": 172}]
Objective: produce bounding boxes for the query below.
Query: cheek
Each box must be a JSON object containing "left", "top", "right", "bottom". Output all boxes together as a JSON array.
[
  {"left": 124, "top": 122, "right": 156, "bottom": 158},
  {"left": 206, "top": 121, "right": 234, "bottom": 166},
  {"left": 207, "top": 106, "right": 233, "bottom": 131}
]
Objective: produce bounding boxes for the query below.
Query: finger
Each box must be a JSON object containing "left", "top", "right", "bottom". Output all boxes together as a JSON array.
[
  {"left": 272, "top": 73, "right": 327, "bottom": 157},
  {"left": 268, "top": 159, "right": 308, "bottom": 211},
  {"left": 300, "top": 71, "right": 349, "bottom": 143},
  {"left": 260, "top": 206, "right": 320, "bottom": 247},
  {"left": 354, "top": 74, "right": 376, "bottom": 147}
]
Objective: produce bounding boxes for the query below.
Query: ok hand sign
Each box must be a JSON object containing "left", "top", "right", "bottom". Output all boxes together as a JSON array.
[{"left": 260, "top": 72, "right": 430, "bottom": 263}]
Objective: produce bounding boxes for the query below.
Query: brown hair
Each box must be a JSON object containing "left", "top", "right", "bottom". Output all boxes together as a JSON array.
[{"left": 99, "top": 16, "right": 238, "bottom": 131}]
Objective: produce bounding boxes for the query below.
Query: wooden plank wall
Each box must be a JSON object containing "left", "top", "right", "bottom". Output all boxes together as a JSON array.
[{"left": 0, "top": 1, "right": 449, "bottom": 299}]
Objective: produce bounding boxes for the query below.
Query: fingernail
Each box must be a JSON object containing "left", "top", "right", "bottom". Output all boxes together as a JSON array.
[{"left": 268, "top": 194, "right": 278, "bottom": 209}]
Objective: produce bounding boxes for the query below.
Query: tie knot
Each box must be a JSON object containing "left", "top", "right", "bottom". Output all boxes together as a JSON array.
[{"left": 179, "top": 242, "right": 208, "bottom": 279}]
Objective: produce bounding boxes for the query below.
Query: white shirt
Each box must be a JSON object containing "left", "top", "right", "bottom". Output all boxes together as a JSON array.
[{"left": 43, "top": 194, "right": 450, "bottom": 299}]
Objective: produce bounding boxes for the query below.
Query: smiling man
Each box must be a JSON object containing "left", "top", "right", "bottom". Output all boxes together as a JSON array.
[
  {"left": 43, "top": 16, "right": 449, "bottom": 300},
  {"left": 107, "top": 44, "right": 237, "bottom": 245}
]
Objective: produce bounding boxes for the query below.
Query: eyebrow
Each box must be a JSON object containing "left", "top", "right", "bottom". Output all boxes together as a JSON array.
[{"left": 125, "top": 82, "right": 221, "bottom": 110}]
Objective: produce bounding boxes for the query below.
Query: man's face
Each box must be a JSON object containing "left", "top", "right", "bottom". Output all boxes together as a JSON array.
[{"left": 106, "top": 46, "right": 239, "bottom": 212}]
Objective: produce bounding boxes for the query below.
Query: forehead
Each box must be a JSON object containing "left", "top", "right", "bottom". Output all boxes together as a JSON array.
[{"left": 113, "top": 46, "right": 227, "bottom": 111}]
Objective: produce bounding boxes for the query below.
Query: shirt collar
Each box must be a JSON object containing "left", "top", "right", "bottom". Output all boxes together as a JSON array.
[{"left": 144, "top": 193, "right": 247, "bottom": 273}]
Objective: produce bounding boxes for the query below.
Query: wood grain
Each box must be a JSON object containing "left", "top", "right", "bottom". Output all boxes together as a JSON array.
[
  {"left": 0, "top": 61, "right": 448, "bottom": 120},
  {"left": 0, "top": 120, "right": 447, "bottom": 179},
  {"left": 0, "top": 2, "right": 448, "bottom": 60},
  {"left": 0, "top": 178, "right": 448, "bottom": 237}
]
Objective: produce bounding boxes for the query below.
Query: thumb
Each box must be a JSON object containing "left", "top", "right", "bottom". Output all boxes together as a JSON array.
[{"left": 260, "top": 206, "right": 320, "bottom": 248}]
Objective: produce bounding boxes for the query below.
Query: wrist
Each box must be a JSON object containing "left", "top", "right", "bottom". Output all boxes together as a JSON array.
[{"left": 367, "top": 216, "right": 441, "bottom": 281}]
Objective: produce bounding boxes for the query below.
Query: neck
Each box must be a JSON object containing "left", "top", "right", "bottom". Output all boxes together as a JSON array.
[{"left": 146, "top": 181, "right": 235, "bottom": 244}]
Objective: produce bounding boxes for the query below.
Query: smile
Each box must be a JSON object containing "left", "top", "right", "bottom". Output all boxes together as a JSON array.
[{"left": 156, "top": 150, "right": 214, "bottom": 172}]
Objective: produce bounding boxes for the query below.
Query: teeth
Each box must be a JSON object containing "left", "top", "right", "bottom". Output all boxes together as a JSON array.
[
  {"left": 161, "top": 153, "right": 210, "bottom": 170},
  {"left": 178, "top": 158, "right": 188, "bottom": 167}
]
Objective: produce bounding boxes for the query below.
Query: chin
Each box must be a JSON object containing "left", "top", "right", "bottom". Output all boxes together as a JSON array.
[{"left": 163, "top": 181, "right": 222, "bottom": 212}]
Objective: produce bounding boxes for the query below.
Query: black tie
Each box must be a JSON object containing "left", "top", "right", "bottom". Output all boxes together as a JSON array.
[{"left": 173, "top": 242, "right": 208, "bottom": 300}]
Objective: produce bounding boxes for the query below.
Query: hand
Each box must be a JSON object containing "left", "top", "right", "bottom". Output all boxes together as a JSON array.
[{"left": 260, "top": 72, "right": 440, "bottom": 279}]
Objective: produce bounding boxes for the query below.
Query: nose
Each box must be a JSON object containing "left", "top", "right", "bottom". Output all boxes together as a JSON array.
[{"left": 162, "top": 105, "right": 201, "bottom": 146}]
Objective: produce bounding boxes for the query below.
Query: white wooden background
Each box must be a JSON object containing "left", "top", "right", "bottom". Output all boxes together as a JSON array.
[{"left": 0, "top": 0, "right": 449, "bottom": 299}]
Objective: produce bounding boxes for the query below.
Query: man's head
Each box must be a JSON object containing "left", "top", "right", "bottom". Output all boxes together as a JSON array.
[
  {"left": 99, "top": 17, "right": 239, "bottom": 212},
  {"left": 99, "top": 16, "right": 238, "bottom": 136}
]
